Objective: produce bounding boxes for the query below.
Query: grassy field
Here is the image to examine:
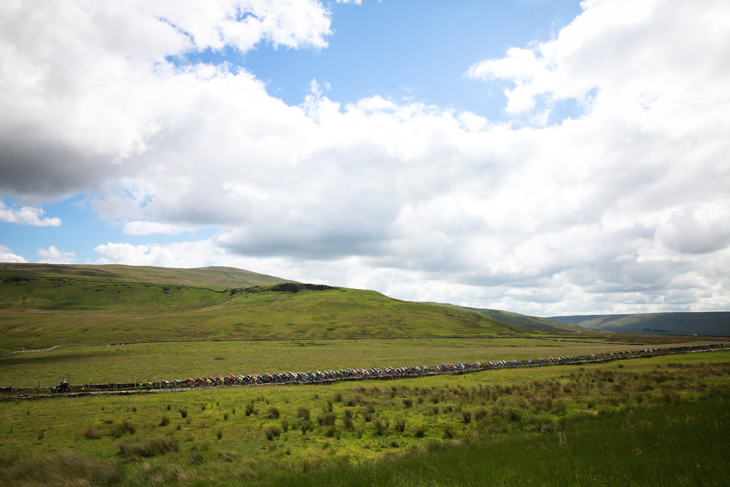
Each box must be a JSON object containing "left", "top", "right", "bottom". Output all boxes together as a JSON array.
[
  {"left": 1, "top": 336, "right": 721, "bottom": 389},
  {"left": 1, "top": 351, "right": 729, "bottom": 486},
  {"left": 2, "top": 264, "right": 729, "bottom": 486}
]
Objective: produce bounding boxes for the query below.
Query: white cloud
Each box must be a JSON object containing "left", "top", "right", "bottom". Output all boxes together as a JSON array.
[
  {"left": 0, "top": 0, "right": 333, "bottom": 200},
  {"left": 93, "top": 241, "right": 225, "bottom": 268},
  {"left": 0, "top": 202, "right": 61, "bottom": 226},
  {"left": 123, "top": 220, "right": 190, "bottom": 236},
  {"left": 0, "top": 245, "right": 26, "bottom": 263},
  {"left": 2, "top": 0, "right": 730, "bottom": 315},
  {"left": 37, "top": 245, "right": 75, "bottom": 264}
]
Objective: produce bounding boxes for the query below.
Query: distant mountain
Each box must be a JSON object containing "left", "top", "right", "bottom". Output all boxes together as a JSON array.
[
  {"left": 548, "top": 312, "right": 730, "bottom": 336},
  {"left": 428, "top": 304, "right": 590, "bottom": 334}
]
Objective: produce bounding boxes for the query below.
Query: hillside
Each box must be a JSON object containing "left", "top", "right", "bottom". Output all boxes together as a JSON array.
[
  {"left": 428, "top": 303, "right": 590, "bottom": 334},
  {"left": 0, "top": 264, "right": 546, "bottom": 352},
  {"left": 549, "top": 312, "right": 730, "bottom": 336},
  {"left": 0, "top": 263, "right": 289, "bottom": 290}
]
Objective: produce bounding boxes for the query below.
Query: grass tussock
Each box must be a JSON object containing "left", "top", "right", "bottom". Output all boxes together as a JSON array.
[
  {"left": 110, "top": 421, "right": 136, "bottom": 438},
  {"left": 118, "top": 437, "right": 179, "bottom": 460},
  {"left": 84, "top": 426, "right": 104, "bottom": 440}
]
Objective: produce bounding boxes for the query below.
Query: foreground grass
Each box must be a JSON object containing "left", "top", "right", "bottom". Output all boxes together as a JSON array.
[
  {"left": 264, "top": 396, "right": 730, "bottom": 487},
  {"left": 1, "top": 352, "right": 729, "bottom": 486}
]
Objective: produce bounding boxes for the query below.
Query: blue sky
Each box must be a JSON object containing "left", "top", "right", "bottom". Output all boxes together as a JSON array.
[{"left": 1, "top": 0, "right": 729, "bottom": 316}]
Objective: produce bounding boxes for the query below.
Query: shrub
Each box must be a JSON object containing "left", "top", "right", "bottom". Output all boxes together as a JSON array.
[
  {"left": 507, "top": 409, "right": 522, "bottom": 422},
  {"left": 333, "top": 392, "right": 343, "bottom": 402},
  {"left": 414, "top": 425, "right": 426, "bottom": 438},
  {"left": 402, "top": 398, "right": 413, "bottom": 408},
  {"left": 443, "top": 425, "right": 455, "bottom": 439},
  {"left": 245, "top": 402, "right": 256, "bottom": 416},
  {"left": 281, "top": 419, "right": 289, "bottom": 433},
  {"left": 159, "top": 416, "right": 170, "bottom": 427},
  {"left": 217, "top": 431, "right": 223, "bottom": 440},
  {"left": 462, "top": 411, "right": 472, "bottom": 424},
  {"left": 342, "top": 415, "right": 354, "bottom": 431},
  {"left": 395, "top": 418, "right": 406, "bottom": 433},
  {"left": 179, "top": 409, "right": 188, "bottom": 418},
  {"left": 268, "top": 407, "right": 280, "bottom": 419}
]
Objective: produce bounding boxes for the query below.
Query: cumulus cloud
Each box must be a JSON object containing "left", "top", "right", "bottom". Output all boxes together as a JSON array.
[
  {"left": 0, "top": 245, "right": 26, "bottom": 263},
  {"left": 37, "top": 246, "right": 75, "bottom": 264},
  {"left": 2, "top": 0, "right": 729, "bottom": 315},
  {"left": 0, "top": 202, "right": 61, "bottom": 226},
  {"left": 94, "top": 241, "right": 226, "bottom": 268},
  {"left": 0, "top": 0, "right": 332, "bottom": 201}
]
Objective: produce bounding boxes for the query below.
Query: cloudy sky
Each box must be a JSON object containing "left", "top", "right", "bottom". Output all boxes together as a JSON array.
[{"left": 1, "top": 0, "right": 729, "bottom": 317}]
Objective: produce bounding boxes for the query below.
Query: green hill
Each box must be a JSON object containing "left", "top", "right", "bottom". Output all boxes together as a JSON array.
[
  {"left": 0, "top": 263, "right": 289, "bottom": 290},
  {"left": 427, "top": 303, "right": 590, "bottom": 334},
  {"left": 0, "top": 264, "right": 546, "bottom": 352},
  {"left": 549, "top": 312, "right": 730, "bottom": 336}
]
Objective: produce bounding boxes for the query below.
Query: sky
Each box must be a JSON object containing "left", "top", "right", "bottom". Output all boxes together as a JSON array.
[{"left": 1, "top": 0, "right": 729, "bottom": 317}]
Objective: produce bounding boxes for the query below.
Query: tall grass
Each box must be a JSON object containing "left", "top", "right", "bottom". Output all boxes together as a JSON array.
[
  {"left": 0, "top": 451, "right": 122, "bottom": 487},
  {"left": 257, "top": 396, "right": 730, "bottom": 487}
]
